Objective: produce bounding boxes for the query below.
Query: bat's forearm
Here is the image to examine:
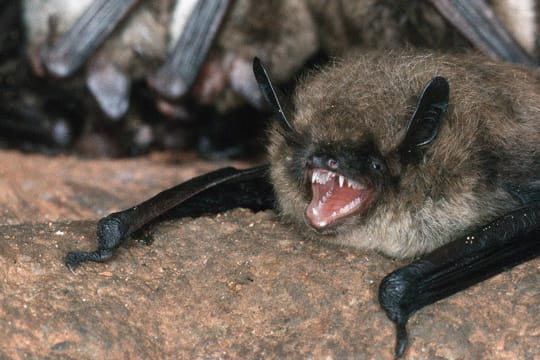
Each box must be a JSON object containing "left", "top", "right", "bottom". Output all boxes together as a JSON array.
[
  {"left": 429, "top": 0, "right": 536, "bottom": 66},
  {"left": 149, "top": 0, "right": 231, "bottom": 99},
  {"left": 65, "top": 165, "right": 274, "bottom": 271},
  {"left": 41, "top": 0, "right": 139, "bottom": 77},
  {"left": 379, "top": 203, "right": 540, "bottom": 357}
]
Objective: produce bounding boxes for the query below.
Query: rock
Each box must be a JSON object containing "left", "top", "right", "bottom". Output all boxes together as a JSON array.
[{"left": 0, "top": 150, "right": 538, "bottom": 359}]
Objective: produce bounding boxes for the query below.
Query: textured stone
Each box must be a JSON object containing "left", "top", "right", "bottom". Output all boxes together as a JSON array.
[
  {"left": 0, "top": 150, "right": 247, "bottom": 224},
  {"left": 0, "top": 150, "right": 538, "bottom": 359}
]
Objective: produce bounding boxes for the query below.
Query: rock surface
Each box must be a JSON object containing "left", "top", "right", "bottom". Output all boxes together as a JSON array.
[{"left": 0, "top": 150, "right": 539, "bottom": 359}]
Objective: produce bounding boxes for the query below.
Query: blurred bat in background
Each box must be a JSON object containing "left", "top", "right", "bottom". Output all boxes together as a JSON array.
[{"left": 2, "top": 0, "right": 537, "bottom": 157}]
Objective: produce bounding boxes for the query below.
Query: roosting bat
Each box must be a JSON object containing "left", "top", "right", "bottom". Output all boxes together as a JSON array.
[
  {"left": 16, "top": 0, "right": 539, "bottom": 159},
  {"left": 14, "top": 0, "right": 539, "bottom": 160},
  {"left": 66, "top": 51, "right": 540, "bottom": 356},
  {"left": 23, "top": 0, "right": 538, "bottom": 119}
]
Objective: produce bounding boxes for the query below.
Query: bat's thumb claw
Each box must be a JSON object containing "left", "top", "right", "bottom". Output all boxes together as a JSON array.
[
  {"left": 64, "top": 249, "right": 114, "bottom": 272},
  {"left": 394, "top": 323, "right": 409, "bottom": 358},
  {"left": 65, "top": 251, "right": 82, "bottom": 273}
]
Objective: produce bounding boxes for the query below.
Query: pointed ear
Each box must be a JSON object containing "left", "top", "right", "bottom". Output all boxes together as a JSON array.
[
  {"left": 253, "top": 57, "right": 295, "bottom": 133},
  {"left": 400, "top": 76, "right": 449, "bottom": 160}
]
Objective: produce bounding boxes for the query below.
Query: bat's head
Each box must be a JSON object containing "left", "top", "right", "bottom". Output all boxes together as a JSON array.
[
  {"left": 254, "top": 53, "right": 534, "bottom": 256},
  {"left": 254, "top": 55, "right": 451, "bottom": 248}
]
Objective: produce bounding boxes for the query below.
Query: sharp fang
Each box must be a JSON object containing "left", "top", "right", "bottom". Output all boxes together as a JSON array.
[
  {"left": 312, "top": 172, "right": 317, "bottom": 183},
  {"left": 339, "top": 175, "right": 345, "bottom": 187}
]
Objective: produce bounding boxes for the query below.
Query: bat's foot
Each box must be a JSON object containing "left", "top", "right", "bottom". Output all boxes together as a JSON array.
[
  {"left": 148, "top": 0, "right": 230, "bottom": 100},
  {"left": 40, "top": 0, "right": 138, "bottom": 78},
  {"left": 148, "top": 69, "right": 189, "bottom": 100}
]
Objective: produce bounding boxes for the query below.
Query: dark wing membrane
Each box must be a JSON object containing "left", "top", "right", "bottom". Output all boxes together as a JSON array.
[
  {"left": 41, "top": 0, "right": 139, "bottom": 77},
  {"left": 148, "top": 0, "right": 231, "bottom": 99},
  {"left": 379, "top": 203, "right": 540, "bottom": 357},
  {"left": 429, "top": 0, "right": 536, "bottom": 67},
  {"left": 66, "top": 164, "right": 275, "bottom": 270}
]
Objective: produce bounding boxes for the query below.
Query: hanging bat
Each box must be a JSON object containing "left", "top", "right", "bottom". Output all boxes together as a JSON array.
[
  {"left": 22, "top": 0, "right": 538, "bottom": 120},
  {"left": 65, "top": 51, "right": 540, "bottom": 356},
  {"left": 14, "top": 0, "right": 538, "bottom": 159}
]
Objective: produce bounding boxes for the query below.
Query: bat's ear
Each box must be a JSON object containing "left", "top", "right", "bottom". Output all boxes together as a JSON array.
[
  {"left": 400, "top": 76, "right": 449, "bottom": 162},
  {"left": 253, "top": 58, "right": 295, "bottom": 133}
]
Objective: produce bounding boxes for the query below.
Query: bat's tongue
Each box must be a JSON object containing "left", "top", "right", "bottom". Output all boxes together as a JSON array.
[{"left": 306, "top": 169, "right": 367, "bottom": 229}]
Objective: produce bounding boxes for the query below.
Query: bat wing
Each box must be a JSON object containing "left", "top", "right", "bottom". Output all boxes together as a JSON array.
[
  {"left": 429, "top": 0, "right": 536, "bottom": 66},
  {"left": 504, "top": 182, "right": 540, "bottom": 205},
  {"left": 379, "top": 191, "right": 540, "bottom": 357},
  {"left": 41, "top": 0, "right": 139, "bottom": 78},
  {"left": 65, "top": 164, "right": 274, "bottom": 271},
  {"left": 149, "top": 0, "right": 231, "bottom": 99}
]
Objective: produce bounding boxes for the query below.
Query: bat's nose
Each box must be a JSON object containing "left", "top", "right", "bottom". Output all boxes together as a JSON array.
[{"left": 307, "top": 155, "right": 339, "bottom": 170}]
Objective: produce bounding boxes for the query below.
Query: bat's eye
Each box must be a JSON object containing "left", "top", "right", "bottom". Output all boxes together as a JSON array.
[
  {"left": 370, "top": 158, "right": 386, "bottom": 172},
  {"left": 327, "top": 159, "right": 339, "bottom": 169}
]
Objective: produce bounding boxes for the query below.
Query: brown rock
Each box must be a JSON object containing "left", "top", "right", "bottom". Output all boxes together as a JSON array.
[
  {"left": 0, "top": 150, "right": 247, "bottom": 224},
  {"left": 0, "top": 150, "right": 538, "bottom": 359}
]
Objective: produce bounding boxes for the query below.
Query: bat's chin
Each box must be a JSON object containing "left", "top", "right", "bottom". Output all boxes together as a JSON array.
[{"left": 304, "top": 168, "right": 374, "bottom": 230}]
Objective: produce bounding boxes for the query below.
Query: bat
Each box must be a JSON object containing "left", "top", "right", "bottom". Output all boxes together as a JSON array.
[
  {"left": 15, "top": 0, "right": 538, "bottom": 160},
  {"left": 23, "top": 0, "right": 171, "bottom": 120},
  {"left": 65, "top": 51, "right": 540, "bottom": 357},
  {"left": 22, "top": 0, "right": 538, "bottom": 120}
]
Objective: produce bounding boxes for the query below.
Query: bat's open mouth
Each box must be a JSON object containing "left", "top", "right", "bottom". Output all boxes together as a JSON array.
[{"left": 305, "top": 168, "right": 373, "bottom": 229}]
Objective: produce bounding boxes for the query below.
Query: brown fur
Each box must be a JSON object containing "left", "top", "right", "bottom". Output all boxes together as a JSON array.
[
  {"left": 216, "top": 0, "right": 472, "bottom": 84},
  {"left": 268, "top": 51, "right": 540, "bottom": 258},
  {"left": 215, "top": 0, "right": 537, "bottom": 110},
  {"left": 205, "top": 0, "right": 475, "bottom": 110},
  {"left": 24, "top": 0, "right": 171, "bottom": 76},
  {"left": 24, "top": 0, "right": 538, "bottom": 114}
]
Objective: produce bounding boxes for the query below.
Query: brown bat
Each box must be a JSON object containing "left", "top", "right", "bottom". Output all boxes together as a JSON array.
[
  {"left": 22, "top": 0, "right": 538, "bottom": 119},
  {"left": 266, "top": 50, "right": 537, "bottom": 257},
  {"left": 14, "top": 0, "right": 537, "bottom": 159},
  {"left": 66, "top": 51, "right": 540, "bottom": 356}
]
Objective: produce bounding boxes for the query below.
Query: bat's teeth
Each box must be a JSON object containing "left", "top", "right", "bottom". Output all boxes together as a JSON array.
[
  {"left": 311, "top": 169, "right": 336, "bottom": 184},
  {"left": 311, "top": 169, "right": 365, "bottom": 190},
  {"left": 339, "top": 197, "right": 362, "bottom": 215},
  {"left": 325, "top": 172, "right": 335, "bottom": 184},
  {"left": 348, "top": 179, "right": 365, "bottom": 190},
  {"left": 322, "top": 190, "right": 333, "bottom": 203},
  {"left": 307, "top": 169, "right": 369, "bottom": 229}
]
